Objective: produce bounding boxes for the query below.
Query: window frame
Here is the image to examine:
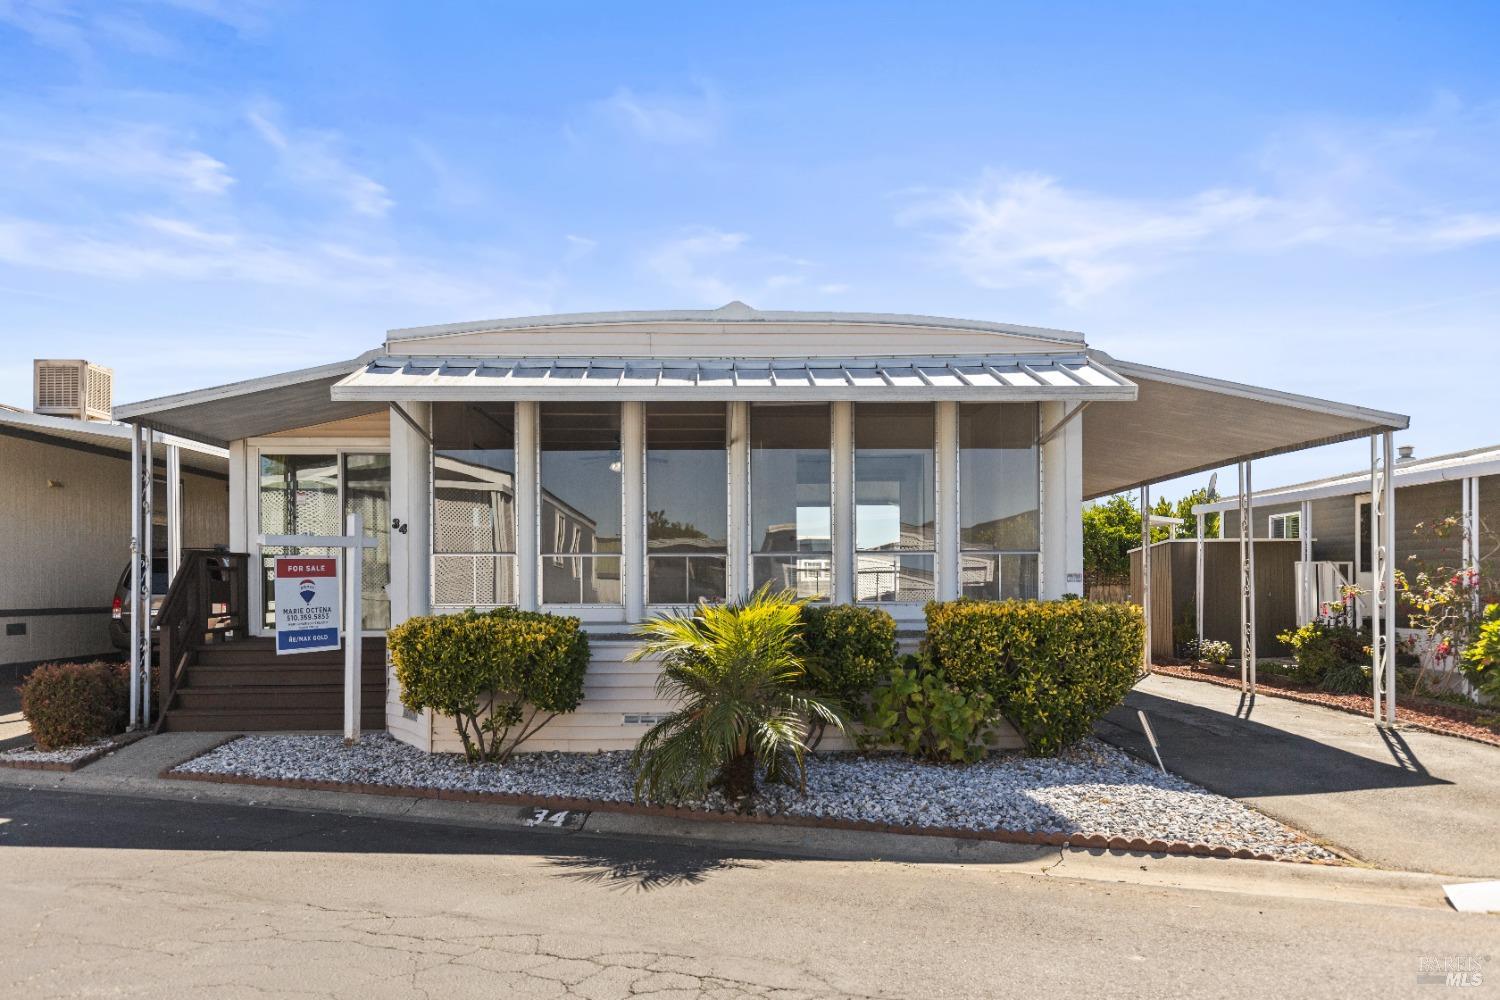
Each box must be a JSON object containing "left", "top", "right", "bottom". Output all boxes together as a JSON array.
[
  {"left": 852, "top": 401, "right": 938, "bottom": 607},
  {"left": 429, "top": 402, "right": 520, "bottom": 613},
  {"left": 536, "top": 400, "right": 626, "bottom": 614},
  {"left": 1268, "top": 511, "right": 1301, "bottom": 540},
  {"left": 644, "top": 402, "right": 731, "bottom": 611},
  {"left": 955, "top": 402, "right": 1042, "bottom": 602},
  {"left": 747, "top": 401, "right": 836, "bottom": 604}
]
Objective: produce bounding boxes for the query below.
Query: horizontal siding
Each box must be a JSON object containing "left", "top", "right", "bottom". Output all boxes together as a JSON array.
[
  {"left": 1309, "top": 496, "right": 1355, "bottom": 563},
  {"left": 1481, "top": 473, "right": 1500, "bottom": 602},
  {"left": 424, "top": 637, "right": 1023, "bottom": 754}
]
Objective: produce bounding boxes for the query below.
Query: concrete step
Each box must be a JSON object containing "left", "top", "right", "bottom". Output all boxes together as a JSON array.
[
  {"left": 173, "top": 685, "right": 383, "bottom": 711},
  {"left": 182, "top": 664, "right": 387, "bottom": 688}
]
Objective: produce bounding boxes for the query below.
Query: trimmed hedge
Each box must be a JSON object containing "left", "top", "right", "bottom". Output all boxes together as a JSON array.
[
  {"left": 388, "top": 608, "right": 589, "bottom": 763},
  {"left": 924, "top": 599, "right": 1144, "bottom": 756},
  {"left": 19, "top": 660, "right": 130, "bottom": 750},
  {"left": 797, "top": 604, "right": 898, "bottom": 706}
]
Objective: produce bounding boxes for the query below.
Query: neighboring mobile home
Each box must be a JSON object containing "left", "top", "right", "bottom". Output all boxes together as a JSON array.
[
  {"left": 1, "top": 362, "right": 229, "bottom": 681},
  {"left": 1186, "top": 445, "right": 1500, "bottom": 659},
  {"left": 112, "top": 304, "right": 1409, "bottom": 749}
]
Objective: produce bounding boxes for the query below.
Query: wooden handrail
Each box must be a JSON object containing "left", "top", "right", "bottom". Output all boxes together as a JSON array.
[{"left": 154, "top": 550, "right": 250, "bottom": 728}]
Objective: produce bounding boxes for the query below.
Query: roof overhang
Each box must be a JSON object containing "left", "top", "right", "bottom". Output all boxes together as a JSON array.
[
  {"left": 112, "top": 353, "right": 385, "bottom": 447},
  {"left": 0, "top": 408, "right": 227, "bottom": 473},
  {"left": 1193, "top": 446, "right": 1500, "bottom": 513},
  {"left": 1082, "top": 353, "right": 1409, "bottom": 500},
  {"left": 329, "top": 353, "right": 1136, "bottom": 403}
]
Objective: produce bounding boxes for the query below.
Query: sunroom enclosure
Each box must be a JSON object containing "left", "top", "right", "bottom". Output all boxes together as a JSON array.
[{"left": 415, "top": 399, "right": 1045, "bottom": 625}]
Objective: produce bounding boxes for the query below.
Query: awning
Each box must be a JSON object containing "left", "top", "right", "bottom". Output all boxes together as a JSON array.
[
  {"left": 1081, "top": 354, "right": 1409, "bottom": 499},
  {"left": 329, "top": 353, "right": 1138, "bottom": 402}
]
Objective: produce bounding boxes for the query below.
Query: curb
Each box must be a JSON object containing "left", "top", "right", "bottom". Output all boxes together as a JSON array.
[
  {"left": 1150, "top": 666, "right": 1500, "bottom": 749},
  {"left": 160, "top": 749, "right": 1331, "bottom": 866},
  {"left": 0, "top": 731, "right": 148, "bottom": 773}
]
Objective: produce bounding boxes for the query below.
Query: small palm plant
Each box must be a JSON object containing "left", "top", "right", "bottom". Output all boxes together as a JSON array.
[{"left": 628, "top": 587, "right": 843, "bottom": 807}]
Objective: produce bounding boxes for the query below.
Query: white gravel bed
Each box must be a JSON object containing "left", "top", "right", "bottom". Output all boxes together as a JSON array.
[
  {"left": 0, "top": 737, "right": 115, "bottom": 765},
  {"left": 172, "top": 733, "right": 1336, "bottom": 861}
]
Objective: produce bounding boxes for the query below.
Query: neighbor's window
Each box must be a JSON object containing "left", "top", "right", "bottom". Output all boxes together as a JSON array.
[
  {"left": 1268, "top": 512, "right": 1301, "bottom": 540},
  {"left": 431, "top": 403, "right": 517, "bottom": 608},
  {"left": 854, "top": 402, "right": 935, "bottom": 603},
  {"left": 749, "top": 403, "right": 831, "bottom": 600},
  {"left": 539, "top": 402, "right": 622, "bottom": 604},
  {"left": 646, "top": 402, "right": 728, "bottom": 604},
  {"left": 959, "top": 402, "right": 1040, "bottom": 600}
]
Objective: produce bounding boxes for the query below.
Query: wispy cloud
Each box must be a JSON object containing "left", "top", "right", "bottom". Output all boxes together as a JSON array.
[
  {"left": 593, "top": 84, "right": 723, "bottom": 145},
  {"left": 0, "top": 0, "right": 272, "bottom": 63},
  {"left": 247, "top": 100, "right": 393, "bottom": 217},
  {"left": 643, "top": 228, "right": 747, "bottom": 302},
  {"left": 904, "top": 102, "right": 1500, "bottom": 301},
  {"left": 1, "top": 126, "right": 233, "bottom": 195}
]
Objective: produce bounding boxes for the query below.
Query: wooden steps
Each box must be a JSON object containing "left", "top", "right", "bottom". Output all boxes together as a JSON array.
[{"left": 159, "top": 637, "right": 388, "bottom": 733}]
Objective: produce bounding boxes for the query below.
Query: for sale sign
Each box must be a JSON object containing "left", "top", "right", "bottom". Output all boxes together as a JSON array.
[{"left": 273, "top": 557, "right": 341, "bottom": 655}]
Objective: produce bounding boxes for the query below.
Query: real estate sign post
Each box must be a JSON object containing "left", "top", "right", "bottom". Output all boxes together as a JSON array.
[{"left": 273, "top": 556, "right": 341, "bottom": 655}]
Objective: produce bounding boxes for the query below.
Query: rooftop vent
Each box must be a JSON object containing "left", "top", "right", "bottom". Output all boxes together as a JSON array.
[
  {"left": 1396, "top": 445, "right": 1416, "bottom": 464},
  {"left": 33, "top": 360, "right": 113, "bottom": 422}
]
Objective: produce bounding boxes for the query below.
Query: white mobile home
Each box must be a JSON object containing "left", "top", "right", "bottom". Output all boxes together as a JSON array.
[{"left": 113, "top": 304, "right": 1408, "bottom": 748}]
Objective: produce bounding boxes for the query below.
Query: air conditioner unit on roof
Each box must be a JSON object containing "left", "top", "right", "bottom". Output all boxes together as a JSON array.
[{"left": 33, "top": 360, "right": 113, "bottom": 422}]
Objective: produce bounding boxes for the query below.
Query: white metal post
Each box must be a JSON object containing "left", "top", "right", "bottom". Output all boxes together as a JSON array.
[
  {"left": 166, "top": 443, "right": 183, "bottom": 582},
  {"left": 1140, "top": 485, "right": 1151, "bottom": 670},
  {"left": 1239, "top": 461, "right": 1256, "bottom": 692},
  {"left": 1195, "top": 512, "right": 1205, "bottom": 642},
  {"left": 128, "top": 427, "right": 142, "bottom": 729},
  {"left": 515, "top": 401, "right": 539, "bottom": 611},
  {"left": 1381, "top": 432, "right": 1397, "bottom": 725},
  {"left": 1298, "top": 499, "right": 1313, "bottom": 624},
  {"left": 138, "top": 427, "right": 155, "bottom": 727},
  {"left": 1464, "top": 476, "right": 1480, "bottom": 613},
  {"left": 344, "top": 512, "right": 365, "bottom": 744},
  {"left": 832, "top": 402, "right": 855, "bottom": 605}
]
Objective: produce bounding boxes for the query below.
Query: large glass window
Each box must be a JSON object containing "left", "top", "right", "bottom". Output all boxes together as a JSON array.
[
  {"left": 959, "top": 402, "right": 1040, "bottom": 600},
  {"left": 749, "top": 403, "right": 831, "bottom": 600},
  {"left": 646, "top": 403, "right": 728, "bottom": 604},
  {"left": 432, "top": 403, "right": 516, "bottom": 608},
  {"left": 855, "top": 403, "right": 936, "bottom": 603},
  {"left": 540, "top": 402, "right": 622, "bottom": 604}
]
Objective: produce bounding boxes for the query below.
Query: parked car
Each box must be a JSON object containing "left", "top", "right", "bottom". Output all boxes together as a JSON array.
[{"left": 109, "top": 556, "right": 169, "bottom": 650}]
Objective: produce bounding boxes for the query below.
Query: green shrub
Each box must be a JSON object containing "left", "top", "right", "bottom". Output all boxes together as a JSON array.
[
  {"left": 797, "top": 604, "right": 897, "bottom": 741},
  {"left": 1183, "top": 637, "right": 1232, "bottom": 666},
  {"left": 19, "top": 661, "right": 129, "bottom": 750},
  {"left": 1320, "top": 660, "right": 1370, "bottom": 694},
  {"left": 388, "top": 608, "right": 589, "bottom": 764},
  {"left": 1277, "top": 620, "right": 1366, "bottom": 685},
  {"left": 861, "top": 655, "right": 995, "bottom": 764},
  {"left": 923, "top": 599, "right": 1144, "bottom": 756},
  {"left": 1462, "top": 603, "right": 1500, "bottom": 700}
]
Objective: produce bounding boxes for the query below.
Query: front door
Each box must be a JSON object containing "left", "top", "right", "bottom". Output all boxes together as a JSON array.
[{"left": 257, "top": 451, "right": 391, "bottom": 634}]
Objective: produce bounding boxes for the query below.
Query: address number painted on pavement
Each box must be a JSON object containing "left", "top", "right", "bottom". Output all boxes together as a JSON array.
[{"left": 518, "top": 806, "right": 589, "bottom": 831}]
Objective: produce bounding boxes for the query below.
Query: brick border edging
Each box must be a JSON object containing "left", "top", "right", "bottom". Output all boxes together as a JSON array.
[
  {"left": 0, "top": 731, "right": 148, "bottom": 773},
  {"left": 1150, "top": 665, "right": 1500, "bottom": 749},
  {"left": 159, "top": 744, "right": 1333, "bottom": 867}
]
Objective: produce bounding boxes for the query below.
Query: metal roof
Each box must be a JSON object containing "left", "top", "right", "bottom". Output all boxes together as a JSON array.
[
  {"left": 1192, "top": 442, "right": 1500, "bottom": 513},
  {"left": 329, "top": 353, "right": 1137, "bottom": 402},
  {"left": 0, "top": 407, "right": 228, "bottom": 473}
]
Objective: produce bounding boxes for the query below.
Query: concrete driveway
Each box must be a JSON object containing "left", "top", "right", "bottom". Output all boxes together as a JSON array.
[{"left": 1099, "top": 673, "right": 1500, "bottom": 878}]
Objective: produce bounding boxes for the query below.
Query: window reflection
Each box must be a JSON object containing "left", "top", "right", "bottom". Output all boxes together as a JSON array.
[
  {"left": 646, "top": 403, "right": 727, "bottom": 604},
  {"left": 540, "top": 402, "right": 622, "bottom": 604},
  {"left": 855, "top": 403, "right": 935, "bottom": 603},
  {"left": 959, "top": 402, "right": 1040, "bottom": 600},
  {"left": 432, "top": 403, "right": 516, "bottom": 608},
  {"left": 749, "top": 403, "right": 831, "bottom": 600}
]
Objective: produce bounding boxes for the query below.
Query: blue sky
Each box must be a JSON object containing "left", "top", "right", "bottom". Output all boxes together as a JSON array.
[{"left": 2, "top": 1, "right": 1498, "bottom": 496}]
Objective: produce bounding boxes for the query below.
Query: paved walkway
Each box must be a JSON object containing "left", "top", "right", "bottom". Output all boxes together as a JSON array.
[{"left": 1099, "top": 673, "right": 1500, "bottom": 878}]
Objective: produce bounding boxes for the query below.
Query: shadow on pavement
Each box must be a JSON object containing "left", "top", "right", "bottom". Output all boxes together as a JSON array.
[
  {"left": 1098, "top": 689, "right": 1452, "bottom": 799},
  {"left": 546, "top": 851, "right": 763, "bottom": 891}
]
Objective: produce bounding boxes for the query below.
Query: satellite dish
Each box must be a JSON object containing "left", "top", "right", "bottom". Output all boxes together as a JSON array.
[{"left": 1206, "top": 471, "right": 1219, "bottom": 501}]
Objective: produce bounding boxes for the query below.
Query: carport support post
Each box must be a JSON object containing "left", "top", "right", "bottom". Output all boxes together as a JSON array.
[
  {"left": 128, "top": 427, "right": 141, "bottom": 729},
  {"left": 1140, "top": 485, "right": 1151, "bottom": 671},
  {"left": 1370, "top": 433, "right": 1397, "bottom": 726},
  {"left": 1195, "top": 512, "right": 1205, "bottom": 643},
  {"left": 128, "top": 424, "right": 155, "bottom": 730},
  {"left": 344, "top": 512, "right": 365, "bottom": 745},
  {"left": 165, "top": 443, "right": 182, "bottom": 582},
  {"left": 1238, "top": 461, "right": 1256, "bottom": 693}
]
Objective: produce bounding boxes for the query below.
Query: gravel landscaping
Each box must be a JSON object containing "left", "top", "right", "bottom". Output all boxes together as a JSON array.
[
  {"left": 0, "top": 737, "right": 115, "bottom": 767},
  {"left": 172, "top": 733, "right": 1338, "bottom": 861}
]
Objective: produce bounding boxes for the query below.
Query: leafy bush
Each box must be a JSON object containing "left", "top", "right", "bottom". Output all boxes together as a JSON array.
[
  {"left": 797, "top": 604, "right": 897, "bottom": 744},
  {"left": 923, "top": 599, "right": 1144, "bottom": 756},
  {"left": 1182, "top": 637, "right": 1232, "bottom": 666},
  {"left": 628, "top": 588, "right": 842, "bottom": 806},
  {"left": 1277, "top": 619, "right": 1366, "bottom": 685},
  {"left": 861, "top": 655, "right": 995, "bottom": 764},
  {"left": 1319, "top": 659, "right": 1370, "bottom": 695},
  {"left": 1462, "top": 603, "right": 1500, "bottom": 700},
  {"left": 19, "top": 660, "right": 129, "bottom": 750},
  {"left": 388, "top": 608, "right": 589, "bottom": 764}
]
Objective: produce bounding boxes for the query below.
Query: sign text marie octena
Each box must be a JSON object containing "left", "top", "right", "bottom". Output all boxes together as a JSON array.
[{"left": 273, "top": 556, "right": 341, "bottom": 655}]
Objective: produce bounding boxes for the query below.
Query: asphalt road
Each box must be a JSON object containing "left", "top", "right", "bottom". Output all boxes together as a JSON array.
[{"left": 0, "top": 788, "right": 1495, "bottom": 999}]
